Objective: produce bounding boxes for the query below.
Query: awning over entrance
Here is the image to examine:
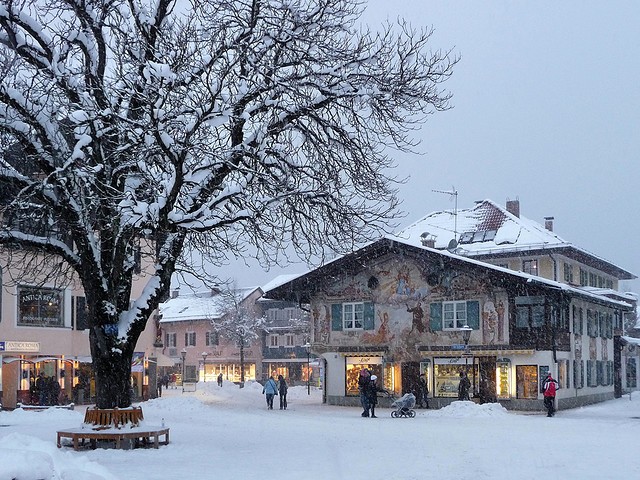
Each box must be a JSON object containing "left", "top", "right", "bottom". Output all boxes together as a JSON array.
[
  {"left": 422, "top": 349, "right": 535, "bottom": 357},
  {"left": 149, "top": 353, "right": 179, "bottom": 367}
]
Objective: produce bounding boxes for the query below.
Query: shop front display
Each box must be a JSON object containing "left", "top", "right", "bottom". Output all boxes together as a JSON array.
[
  {"left": 345, "top": 355, "right": 383, "bottom": 396},
  {"left": 496, "top": 358, "right": 511, "bottom": 399},
  {"left": 434, "top": 358, "right": 476, "bottom": 398}
]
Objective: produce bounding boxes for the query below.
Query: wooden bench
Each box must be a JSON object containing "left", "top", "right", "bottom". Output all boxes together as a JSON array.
[
  {"left": 57, "top": 427, "right": 170, "bottom": 451},
  {"left": 83, "top": 406, "right": 144, "bottom": 428},
  {"left": 57, "top": 406, "right": 169, "bottom": 451}
]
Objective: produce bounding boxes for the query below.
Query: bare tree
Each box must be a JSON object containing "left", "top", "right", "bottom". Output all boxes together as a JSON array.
[
  {"left": 0, "top": 0, "right": 456, "bottom": 407},
  {"left": 208, "top": 285, "right": 264, "bottom": 388}
]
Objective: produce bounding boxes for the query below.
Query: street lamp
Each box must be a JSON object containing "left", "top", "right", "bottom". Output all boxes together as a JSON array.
[
  {"left": 202, "top": 352, "right": 208, "bottom": 382},
  {"left": 460, "top": 324, "right": 473, "bottom": 396},
  {"left": 304, "top": 342, "right": 311, "bottom": 395},
  {"left": 180, "top": 348, "right": 187, "bottom": 393}
]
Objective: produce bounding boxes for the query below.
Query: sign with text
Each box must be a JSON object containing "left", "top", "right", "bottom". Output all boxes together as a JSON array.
[{"left": 0, "top": 341, "right": 40, "bottom": 352}]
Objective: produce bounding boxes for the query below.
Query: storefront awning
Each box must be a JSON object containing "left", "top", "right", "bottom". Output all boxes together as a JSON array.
[
  {"left": 148, "top": 353, "right": 179, "bottom": 367},
  {"left": 422, "top": 349, "right": 535, "bottom": 357}
]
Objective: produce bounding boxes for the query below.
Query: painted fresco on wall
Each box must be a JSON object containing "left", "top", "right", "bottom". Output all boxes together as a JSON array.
[{"left": 313, "top": 257, "right": 509, "bottom": 359}]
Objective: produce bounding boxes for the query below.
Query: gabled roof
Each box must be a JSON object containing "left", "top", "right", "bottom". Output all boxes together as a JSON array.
[
  {"left": 159, "top": 286, "right": 262, "bottom": 323},
  {"left": 395, "top": 199, "right": 636, "bottom": 280},
  {"left": 265, "top": 235, "right": 634, "bottom": 310}
]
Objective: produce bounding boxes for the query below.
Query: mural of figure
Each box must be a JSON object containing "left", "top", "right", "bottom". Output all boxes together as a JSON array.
[
  {"left": 396, "top": 267, "right": 412, "bottom": 296},
  {"left": 483, "top": 300, "right": 498, "bottom": 345},
  {"left": 496, "top": 300, "right": 505, "bottom": 342},
  {"left": 362, "top": 311, "right": 395, "bottom": 345},
  {"left": 312, "top": 306, "right": 321, "bottom": 343},
  {"left": 407, "top": 301, "right": 426, "bottom": 334},
  {"left": 320, "top": 305, "right": 331, "bottom": 343}
]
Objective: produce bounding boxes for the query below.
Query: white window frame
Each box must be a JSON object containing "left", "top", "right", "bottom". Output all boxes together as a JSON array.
[
  {"left": 269, "top": 334, "right": 279, "bottom": 347},
  {"left": 343, "top": 302, "right": 364, "bottom": 330},
  {"left": 185, "top": 331, "right": 196, "bottom": 347},
  {"left": 285, "top": 334, "right": 295, "bottom": 347},
  {"left": 443, "top": 301, "right": 467, "bottom": 330},
  {"left": 166, "top": 332, "right": 177, "bottom": 348}
]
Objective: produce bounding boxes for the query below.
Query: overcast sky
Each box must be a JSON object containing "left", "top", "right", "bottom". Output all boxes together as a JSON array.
[{"left": 182, "top": 1, "right": 640, "bottom": 295}]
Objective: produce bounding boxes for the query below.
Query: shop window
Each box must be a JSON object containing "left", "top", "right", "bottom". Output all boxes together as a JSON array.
[
  {"left": 515, "top": 365, "right": 538, "bottom": 399},
  {"left": 434, "top": 359, "right": 476, "bottom": 398},
  {"left": 18, "top": 285, "right": 65, "bottom": 327},
  {"left": 345, "top": 356, "right": 383, "bottom": 396},
  {"left": 331, "top": 302, "right": 374, "bottom": 331},
  {"left": 429, "top": 300, "right": 479, "bottom": 331}
]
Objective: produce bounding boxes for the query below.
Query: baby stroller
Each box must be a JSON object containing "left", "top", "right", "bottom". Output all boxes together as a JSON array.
[{"left": 390, "top": 392, "right": 416, "bottom": 418}]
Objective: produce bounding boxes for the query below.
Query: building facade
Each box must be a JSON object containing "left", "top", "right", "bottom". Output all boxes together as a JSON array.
[
  {"left": 0, "top": 253, "right": 159, "bottom": 409},
  {"left": 266, "top": 234, "right": 634, "bottom": 411}
]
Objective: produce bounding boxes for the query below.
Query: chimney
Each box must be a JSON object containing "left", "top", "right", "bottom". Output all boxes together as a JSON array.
[
  {"left": 506, "top": 199, "right": 520, "bottom": 218},
  {"left": 171, "top": 288, "right": 180, "bottom": 299},
  {"left": 420, "top": 232, "right": 436, "bottom": 248},
  {"left": 544, "top": 216, "right": 554, "bottom": 232}
]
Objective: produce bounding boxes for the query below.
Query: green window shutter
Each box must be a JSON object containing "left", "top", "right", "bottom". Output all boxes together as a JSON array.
[
  {"left": 331, "top": 304, "right": 343, "bottom": 331},
  {"left": 363, "top": 302, "right": 375, "bottom": 330},
  {"left": 467, "top": 301, "right": 480, "bottom": 330},
  {"left": 430, "top": 303, "right": 443, "bottom": 331}
]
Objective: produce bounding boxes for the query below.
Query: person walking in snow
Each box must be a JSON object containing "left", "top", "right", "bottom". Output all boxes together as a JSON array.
[
  {"left": 277, "top": 375, "right": 288, "bottom": 410},
  {"left": 262, "top": 376, "right": 278, "bottom": 410},
  {"left": 458, "top": 371, "right": 471, "bottom": 401},
  {"left": 217, "top": 373, "right": 223, "bottom": 387},
  {"left": 542, "top": 372, "right": 559, "bottom": 417}
]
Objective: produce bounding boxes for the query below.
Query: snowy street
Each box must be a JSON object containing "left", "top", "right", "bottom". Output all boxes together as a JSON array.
[{"left": 1, "top": 382, "right": 639, "bottom": 480}]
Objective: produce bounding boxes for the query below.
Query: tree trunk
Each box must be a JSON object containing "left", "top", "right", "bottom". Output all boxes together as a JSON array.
[
  {"left": 93, "top": 352, "right": 133, "bottom": 409},
  {"left": 239, "top": 339, "right": 245, "bottom": 388}
]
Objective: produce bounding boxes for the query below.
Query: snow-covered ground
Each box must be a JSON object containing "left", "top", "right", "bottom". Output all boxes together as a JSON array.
[{"left": 1, "top": 382, "right": 639, "bottom": 480}]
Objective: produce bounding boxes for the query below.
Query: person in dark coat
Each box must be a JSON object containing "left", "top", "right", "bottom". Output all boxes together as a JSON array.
[
  {"left": 277, "top": 375, "right": 288, "bottom": 410},
  {"left": 365, "top": 375, "right": 386, "bottom": 418},
  {"left": 217, "top": 373, "right": 223, "bottom": 387},
  {"left": 358, "top": 368, "right": 371, "bottom": 417},
  {"left": 417, "top": 374, "right": 429, "bottom": 408},
  {"left": 458, "top": 371, "right": 471, "bottom": 401}
]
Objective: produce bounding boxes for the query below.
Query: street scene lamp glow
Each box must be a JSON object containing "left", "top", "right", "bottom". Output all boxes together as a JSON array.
[{"left": 304, "top": 342, "right": 311, "bottom": 395}]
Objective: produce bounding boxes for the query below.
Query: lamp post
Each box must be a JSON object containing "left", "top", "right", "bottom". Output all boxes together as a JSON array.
[
  {"left": 202, "top": 352, "right": 208, "bottom": 382},
  {"left": 460, "top": 324, "right": 473, "bottom": 396},
  {"left": 180, "top": 348, "right": 187, "bottom": 393},
  {"left": 304, "top": 342, "right": 311, "bottom": 395}
]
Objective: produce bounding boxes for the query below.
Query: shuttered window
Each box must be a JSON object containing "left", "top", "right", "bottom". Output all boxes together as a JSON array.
[
  {"left": 429, "top": 300, "right": 480, "bottom": 331},
  {"left": 330, "top": 302, "right": 375, "bottom": 331}
]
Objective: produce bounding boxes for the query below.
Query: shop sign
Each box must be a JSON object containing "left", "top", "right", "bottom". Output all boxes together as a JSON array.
[
  {"left": 451, "top": 344, "right": 466, "bottom": 350},
  {"left": 434, "top": 357, "right": 468, "bottom": 365},
  {"left": 346, "top": 355, "right": 383, "bottom": 365},
  {"left": 0, "top": 341, "right": 40, "bottom": 352}
]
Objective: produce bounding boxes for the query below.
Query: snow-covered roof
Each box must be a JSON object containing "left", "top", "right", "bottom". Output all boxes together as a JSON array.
[
  {"left": 395, "top": 199, "right": 635, "bottom": 279},
  {"left": 261, "top": 274, "right": 305, "bottom": 293},
  {"left": 266, "top": 233, "right": 634, "bottom": 310},
  {"left": 159, "top": 287, "right": 260, "bottom": 322}
]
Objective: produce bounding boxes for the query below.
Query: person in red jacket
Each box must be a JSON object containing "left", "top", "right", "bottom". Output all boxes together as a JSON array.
[{"left": 542, "top": 373, "right": 559, "bottom": 417}]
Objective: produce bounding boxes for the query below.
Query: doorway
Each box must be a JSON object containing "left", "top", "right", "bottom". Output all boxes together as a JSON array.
[
  {"left": 478, "top": 357, "right": 497, "bottom": 403},
  {"left": 401, "top": 362, "right": 421, "bottom": 396}
]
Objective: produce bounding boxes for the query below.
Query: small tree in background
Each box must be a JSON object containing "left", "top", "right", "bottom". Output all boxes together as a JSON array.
[{"left": 209, "top": 286, "right": 265, "bottom": 388}]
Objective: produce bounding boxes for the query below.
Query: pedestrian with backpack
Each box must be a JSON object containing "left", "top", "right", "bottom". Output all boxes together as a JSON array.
[{"left": 542, "top": 372, "right": 559, "bottom": 417}]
